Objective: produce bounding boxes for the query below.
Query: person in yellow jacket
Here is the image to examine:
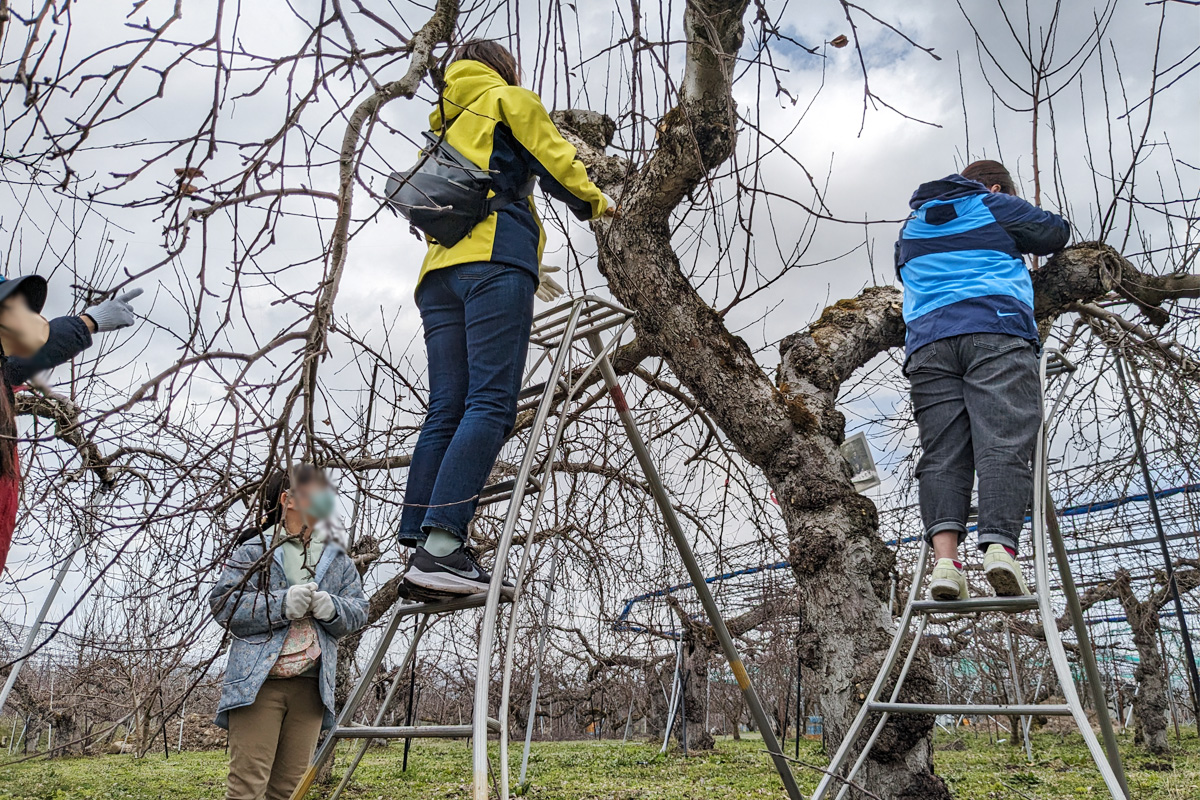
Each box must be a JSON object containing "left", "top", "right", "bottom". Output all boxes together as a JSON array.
[{"left": 400, "top": 39, "right": 615, "bottom": 595}]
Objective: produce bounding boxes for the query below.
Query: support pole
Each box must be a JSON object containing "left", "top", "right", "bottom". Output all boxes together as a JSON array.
[
  {"left": 1114, "top": 354, "right": 1200, "bottom": 724},
  {"left": 680, "top": 670, "right": 688, "bottom": 756},
  {"left": 623, "top": 691, "right": 635, "bottom": 742},
  {"left": 660, "top": 640, "right": 683, "bottom": 754},
  {"left": 0, "top": 534, "right": 85, "bottom": 714},
  {"left": 519, "top": 555, "right": 560, "bottom": 787},
  {"left": 588, "top": 336, "right": 802, "bottom": 800},
  {"left": 402, "top": 661, "right": 418, "bottom": 771},
  {"left": 177, "top": 699, "right": 186, "bottom": 753},
  {"left": 795, "top": 643, "right": 802, "bottom": 759}
]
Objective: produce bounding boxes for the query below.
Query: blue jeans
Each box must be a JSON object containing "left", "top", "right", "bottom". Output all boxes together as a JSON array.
[
  {"left": 399, "top": 262, "right": 536, "bottom": 546},
  {"left": 907, "top": 333, "right": 1041, "bottom": 554}
]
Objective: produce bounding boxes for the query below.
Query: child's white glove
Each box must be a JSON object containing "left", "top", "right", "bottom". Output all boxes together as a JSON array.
[
  {"left": 536, "top": 265, "right": 566, "bottom": 302},
  {"left": 284, "top": 582, "right": 317, "bottom": 620},
  {"left": 310, "top": 590, "right": 337, "bottom": 622}
]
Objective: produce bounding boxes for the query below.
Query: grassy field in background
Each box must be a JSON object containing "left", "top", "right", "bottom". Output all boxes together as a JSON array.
[{"left": 0, "top": 729, "right": 1197, "bottom": 798}]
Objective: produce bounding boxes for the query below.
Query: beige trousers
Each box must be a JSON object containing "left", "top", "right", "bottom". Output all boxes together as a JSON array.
[{"left": 226, "top": 677, "right": 323, "bottom": 800}]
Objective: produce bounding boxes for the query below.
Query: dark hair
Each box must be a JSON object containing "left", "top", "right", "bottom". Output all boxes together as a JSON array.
[
  {"left": 258, "top": 464, "right": 325, "bottom": 531},
  {"left": 453, "top": 39, "right": 520, "bottom": 86},
  {"left": 961, "top": 160, "right": 1016, "bottom": 195}
]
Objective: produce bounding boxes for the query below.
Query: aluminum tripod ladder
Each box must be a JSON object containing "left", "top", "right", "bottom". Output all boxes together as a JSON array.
[
  {"left": 812, "top": 349, "right": 1130, "bottom": 800},
  {"left": 290, "top": 296, "right": 803, "bottom": 800}
]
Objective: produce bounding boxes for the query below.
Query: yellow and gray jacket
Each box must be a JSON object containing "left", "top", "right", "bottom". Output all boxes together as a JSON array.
[{"left": 418, "top": 60, "right": 608, "bottom": 284}]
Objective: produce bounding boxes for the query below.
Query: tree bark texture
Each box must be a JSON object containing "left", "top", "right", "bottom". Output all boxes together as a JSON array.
[{"left": 552, "top": 1, "right": 1200, "bottom": 793}]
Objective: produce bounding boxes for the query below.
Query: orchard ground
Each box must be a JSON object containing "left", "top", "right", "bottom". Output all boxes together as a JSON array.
[{"left": 0, "top": 729, "right": 1196, "bottom": 799}]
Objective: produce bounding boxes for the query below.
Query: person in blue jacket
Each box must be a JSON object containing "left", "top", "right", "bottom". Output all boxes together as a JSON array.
[
  {"left": 209, "top": 465, "right": 368, "bottom": 800},
  {"left": 895, "top": 160, "right": 1069, "bottom": 601}
]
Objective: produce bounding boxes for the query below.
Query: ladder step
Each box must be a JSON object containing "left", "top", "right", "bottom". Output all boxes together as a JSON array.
[
  {"left": 911, "top": 595, "right": 1040, "bottom": 614},
  {"left": 867, "top": 702, "right": 1073, "bottom": 716},
  {"left": 395, "top": 588, "right": 514, "bottom": 617},
  {"left": 515, "top": 378, "right": 570, "bottom": 414},
  {"left": 529, "top": 296, "right": 633, "bottom": 348},
  {"left": 1045, "top": 350, "right": 1076, "bottom": 375},
  {"left": 478, "top": 475, "right": 543, "bottom": 508},
  {"left": 333, "top": 719, "right": 503, "bottom": 740}
]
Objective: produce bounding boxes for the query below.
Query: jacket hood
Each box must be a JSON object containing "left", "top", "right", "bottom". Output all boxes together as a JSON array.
[
  {"left": 430, "top": 60, "right": 510, "bottom": 129},
  {"left": 909, "top": 174, "right": 989, "bottom": 210}
]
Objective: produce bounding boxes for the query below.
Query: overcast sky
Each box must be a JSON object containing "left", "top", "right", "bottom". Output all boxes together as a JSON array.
[{"left": 1, "top": 0, "right": 1197, "bottom": 649}]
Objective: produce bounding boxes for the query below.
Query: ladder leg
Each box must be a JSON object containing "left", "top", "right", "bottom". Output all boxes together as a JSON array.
[
  {"left": 329, "top": 616, "right": 431, "bottom": 800},
  {"left": 473, "top": 303, "right": 588, "bottom": 800},
  {"left": 588, "top": 336, "right": 803, "bottom": 800},
  {"left": 1003, "top": 628, "right": 1033, "bottom": 764},
  {"left": 1045, "top": 493, "right": 1130, "bottom": 798},
  {"left": 812, "top": 542, "right": 931, "bottom": 800},
  {"left": 500, "top": 316, "right": 609, "bottom": 797},
  {"left": 1034, "top": 350, "right": 1129, "bottom": 800},
  {"left": 289, "top": 600, "right": 411, "bottom": 800},
  {"left": 832, "top": 614, "right": 930, "bottom": 800}
]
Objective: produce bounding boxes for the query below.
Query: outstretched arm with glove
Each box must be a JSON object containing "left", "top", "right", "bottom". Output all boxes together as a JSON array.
[{"left": 5, "top": 288, "right": 145, "bottom": 386}]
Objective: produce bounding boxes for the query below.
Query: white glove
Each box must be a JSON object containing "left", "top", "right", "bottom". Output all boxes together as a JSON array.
[
  {"left": 310, "top": 590, "right": 337, "bottom": 622},
  {"left": 536, "top": 265, "right": 566, "bottom": 303},
  {"left": 601, "top": 192, "right": 620, "bottom": 219},
  {"left": 284, "top": 582, "right": 317, "bottom": 620}
]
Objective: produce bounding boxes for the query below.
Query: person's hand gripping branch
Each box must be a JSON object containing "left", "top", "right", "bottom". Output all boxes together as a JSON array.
[{"left": 81, "top": 288, "right": 144, "bottom": 334}]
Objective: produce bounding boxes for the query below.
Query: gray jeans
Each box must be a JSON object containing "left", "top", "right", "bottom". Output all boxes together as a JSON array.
[{"left": 906, "top": 333, "right": 1041, "bottom": 553}]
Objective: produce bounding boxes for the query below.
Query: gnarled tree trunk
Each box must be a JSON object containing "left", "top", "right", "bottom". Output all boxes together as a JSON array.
[{"left": 554, "top": 0, "right": 1200, "bottom": 793}]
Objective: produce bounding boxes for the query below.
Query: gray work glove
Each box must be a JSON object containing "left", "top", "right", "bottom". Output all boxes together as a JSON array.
[{"left": 83, "top": 288, "right": 143, "bottom": 333}]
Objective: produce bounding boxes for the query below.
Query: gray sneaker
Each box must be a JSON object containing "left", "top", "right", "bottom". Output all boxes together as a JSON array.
[{"left": 402, "top": 546, "right": 507, "bottom": 596}]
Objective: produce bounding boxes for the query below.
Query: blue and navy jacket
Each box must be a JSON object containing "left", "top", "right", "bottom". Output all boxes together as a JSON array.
[{"left": 895, "top": 174, "right": 1069, "bottom": 359}]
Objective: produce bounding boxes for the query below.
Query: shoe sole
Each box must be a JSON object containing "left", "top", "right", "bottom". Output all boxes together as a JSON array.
[
  {"left": 403, "top": 568, "right": 490, "bottom": 596},
  {"left": 929, "top": 578, "right": 965, "bottom": 601},
  {"left": 985, "top": 563, "right": 1026, "bottom": 597},
  {"left": 398, "top": 581, "right": 458, "bottom": 602}
]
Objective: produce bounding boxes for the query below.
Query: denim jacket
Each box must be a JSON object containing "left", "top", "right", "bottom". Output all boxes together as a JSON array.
[{"left": 208, "top": 536, "right": 368, "bottom": 730}]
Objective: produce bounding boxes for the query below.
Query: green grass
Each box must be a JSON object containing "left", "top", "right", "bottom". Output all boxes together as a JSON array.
[{"left": 0, "top": 730, "right": 1197, "bottom": 799}]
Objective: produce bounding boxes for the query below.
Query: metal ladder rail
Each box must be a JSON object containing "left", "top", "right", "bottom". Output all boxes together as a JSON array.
[
  {"left": 587, "top": 333, "right": 804, "bottom": 800},
  {"left": 493, "top": 314, "right": 637, "bottom": 797},
  {"left": 811, "top": 349, "right": 1129, "bottom": 800},
  {"left": 470, "top": 298, "right": 601, "bottom": 799},
  {"left": 293, "top": 304, "right": 599, "bottom": 800},
  {"left": 1034, "top": 352, "right": 1129, "bottom": 796},
  {"left": 290, "top": 590, "right": 511, "bottom": 800}
]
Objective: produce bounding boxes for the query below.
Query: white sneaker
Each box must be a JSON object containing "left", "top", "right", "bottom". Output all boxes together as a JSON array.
[
  {"left": 928, "top": 558, "right": 969, "bottom": 601},
  {"left": 984, "top": 544, "right": 1031, "bottom": 597}
]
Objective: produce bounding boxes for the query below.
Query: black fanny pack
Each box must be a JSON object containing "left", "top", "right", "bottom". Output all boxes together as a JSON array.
[{"left": 384, "top": 130, "right": 535, "bottom": 248}]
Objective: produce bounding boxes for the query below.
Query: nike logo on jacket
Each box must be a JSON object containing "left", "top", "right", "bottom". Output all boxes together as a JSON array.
[{"left": 894, "top": 174, "right": 1069, "bottom": 360}]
